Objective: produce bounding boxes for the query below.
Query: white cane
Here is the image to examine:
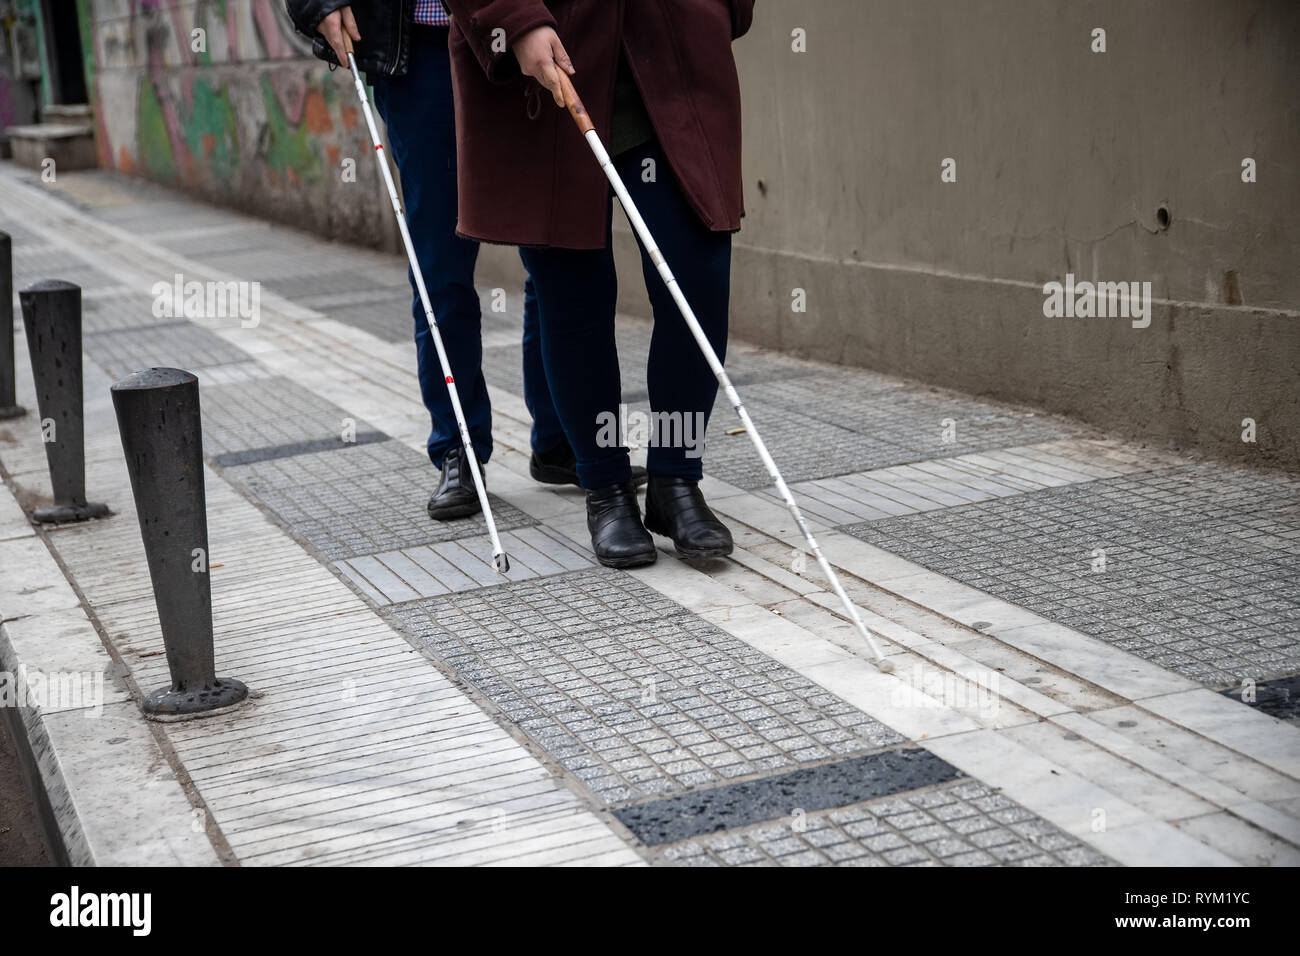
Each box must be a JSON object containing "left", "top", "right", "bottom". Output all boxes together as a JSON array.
[
  {"left": 344, "top": 36, "right": 509, "bottom": 573},
  {"left": 555, "top": 72, "right": 890, "bottom": 669}
]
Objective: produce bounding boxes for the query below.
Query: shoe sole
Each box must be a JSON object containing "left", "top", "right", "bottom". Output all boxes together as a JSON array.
[
  {"left": 427, "top": 501, "right": 483, "bottom": 521},
  {"left": 643, "top": 514, "right": 733, "bottom": 559},
  {"left": 671, "top": 543, "right": 733, "bottom": 559},
  {"left": 531, "top": 463, "right": 650, "bottom": 488},
  {"left": 595, "top": 549, "right": 658, "bottom": 569},
  {"left": 530, "top": 462, "right": 580, "bottom": 486}
]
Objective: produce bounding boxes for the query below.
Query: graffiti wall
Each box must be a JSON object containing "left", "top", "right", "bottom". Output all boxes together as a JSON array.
[
  {"left": 79, "top": 0, "right": 394, "bottom": 247},
  {"left": 0, "top": 0, "right": 43, "bottom": 145}
]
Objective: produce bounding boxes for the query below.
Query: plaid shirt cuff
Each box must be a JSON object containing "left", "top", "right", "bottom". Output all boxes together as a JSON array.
[{"left": 412, "top": 1, "right": 450, "bottom": 26}]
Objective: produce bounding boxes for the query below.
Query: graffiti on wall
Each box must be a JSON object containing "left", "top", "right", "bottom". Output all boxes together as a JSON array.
[
  {"left": 84, "top": 0, "right": 376, "bottom": 237},
  {"left": 0, "top": 0, "right": 43, "bottom": 132}
]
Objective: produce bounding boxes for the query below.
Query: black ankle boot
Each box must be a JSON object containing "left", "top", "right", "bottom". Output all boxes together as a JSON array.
[
  {"left": 530, "top": 438, "right": 649, "bottom": 488},
  {"left": 586, "top": 481, "right": 656, "bottom": 568},
  {"left": 643, "top": 475, "right": 734, "bottom": 558},
  {"left": 428, "top": 446, "right": 484, "bottom": 520}
]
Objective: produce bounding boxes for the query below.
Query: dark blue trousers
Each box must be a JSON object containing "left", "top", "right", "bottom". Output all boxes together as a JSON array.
[
  {"left": 520, "top": 140, "right": 731, "bottom": 488},
  {"left": 370, "top": 26, "right": 564, "bottom": 468}
]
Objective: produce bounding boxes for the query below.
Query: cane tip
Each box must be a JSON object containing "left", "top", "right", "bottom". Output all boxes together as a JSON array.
[
  {"left": 493, "top": 553, "right": 510, "bottom": 574},
  {"left": 876, "top": 658, "right": 895, "bottom": 674}
]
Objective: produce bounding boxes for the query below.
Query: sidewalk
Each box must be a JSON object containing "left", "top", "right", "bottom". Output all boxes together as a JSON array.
[{"left": 0, "top": 161, "right": 1296, "bottom": 867}]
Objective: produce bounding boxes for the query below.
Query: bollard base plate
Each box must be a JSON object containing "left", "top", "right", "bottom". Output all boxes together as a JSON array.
[
  {"left": 142, "top": 677, "right": 249, "bottom": 722},
  {"left": 0, "top": 405, "right": 26, "bottom": 421},
  {"left": 33, "top": 501, "right": 110, "bottom": 523}
]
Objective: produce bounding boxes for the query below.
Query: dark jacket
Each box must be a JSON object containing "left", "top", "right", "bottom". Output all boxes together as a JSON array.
[
  {"left": 283, "top": 0, "right": 415, "bottom": 76},
  {"left": 444, "top": 0, "right": 756, "bottom": 249}
]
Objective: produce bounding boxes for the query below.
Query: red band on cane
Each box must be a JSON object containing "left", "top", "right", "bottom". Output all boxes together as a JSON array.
[
  {"left": 445, "top": 376, "right": 454, "bottom": 383},
  {"left": 375, "top": 144, "right": 383, "bottom": 151}
]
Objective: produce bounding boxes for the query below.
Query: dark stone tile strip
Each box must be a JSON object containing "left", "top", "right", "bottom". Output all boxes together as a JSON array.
[
  {"left": 210, "top": 430, "right": 388, "bottom": 467},
  {"left": 614, "top": 747, "right": 961, "bottom": 846},
  {"left": 1219, "top": 673, "right": 1300, "bottom": 723}
]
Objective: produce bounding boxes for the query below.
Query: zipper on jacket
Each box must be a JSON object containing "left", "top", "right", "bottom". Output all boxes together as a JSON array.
[{"left": 393, "top": 0, "right": 410, "bottom": 75}]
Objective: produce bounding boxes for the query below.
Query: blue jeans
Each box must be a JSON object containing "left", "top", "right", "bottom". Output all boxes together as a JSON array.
[
  {"left": 520, "top": 140, "right": 731, "bottom": 488},
  {"left": 370, "top": 26, "right": 564, "bottom": 468}
]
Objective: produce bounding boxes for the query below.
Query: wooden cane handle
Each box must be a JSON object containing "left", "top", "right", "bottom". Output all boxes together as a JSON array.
[
  {"left": 342, "top": 32, "right": 355, "bottom": 58},
  {"left": 556, "top": 71, "right": 594, "bottom": 134}
]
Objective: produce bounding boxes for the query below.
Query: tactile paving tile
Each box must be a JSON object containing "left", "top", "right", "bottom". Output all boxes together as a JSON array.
[
  {"left": 194, "top": 362, "right": 278, "bottom": 387},
  {"left": 80, "top": 289, "right": 170, "bottom": 332},
  {"left": 336, "top": 525, "right": 594, "bottom": 604},
  {"left": 660, "top": 778, "right": 1114, "bottom": 867},
  {"left": 702, "top": 372, "right": 1070, "bottom": 490},
  {"left": 199, "top": 375, "right": 382, "bottom": 457},
  {"left": 257, "top": 270, "right": 398, "bottom": 302},
  {"left": 847, "top": 464, "right": 1300, "bottom": 686},
  {"left": 175, "top": 247, "right": 335, "bottom": 282},
  {"left": 225, "top": 438, "right": 535, "bottom": 562},
  {"left": 295, "top": 290, "right": 415, "bottom": 344},
  {"left": 758, "top": 440, "right": 1145, "bottom": 527},
  {"left": 162, "top": 228, "right": 286, "bottom": 258},
  {"left": 305, "top": 279, "right": 529, "bottom": 350},
  {"left": 12, "top": 243, "right": 119, "bottom": 294},
  {"left": 700, "top": 343, "right": 823, "bottom": 388},
  {"left": 706, "top": 403, "right": 907, "bottom": 489},
  {"left": 0, "top": 217, "right": 46, "bottom": 245},
  {"left": 97, "top": 198, "right": 250, "bottom": 234},
  {"left": 385, "top": 568, "right": 903, "bottom": 805},
  {"left": 83, "top": 320, "right": 250, "bottom": 378}
]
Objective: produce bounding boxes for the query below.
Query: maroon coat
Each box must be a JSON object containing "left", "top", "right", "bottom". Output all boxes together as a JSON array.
[{"left": 443, "top": 0, "right": 755, "bottom": 249}]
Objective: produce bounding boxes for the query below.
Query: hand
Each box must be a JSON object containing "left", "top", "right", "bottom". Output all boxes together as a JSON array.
[
  {"left": 319, "top": 6, "right": 361, "bottom": 65},
  {"left": 512, "top": 26, "right": 574, "bottom": 107}
]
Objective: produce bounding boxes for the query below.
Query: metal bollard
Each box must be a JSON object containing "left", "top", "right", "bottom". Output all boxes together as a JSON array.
[
  {"left": 18, "top": 279, "right": 108, "bottom": 522},
  {"left": 0, "top": 232, "right": 27, "bottom": 419},
  {"left": 111, "top": 368, "right": 248, "bottom": 720}
]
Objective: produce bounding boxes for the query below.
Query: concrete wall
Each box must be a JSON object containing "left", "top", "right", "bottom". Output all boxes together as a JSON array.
[
  {"left": 727, "top": 0, "right": 1299, "bottom": 469},
  {"left": 78, "top": 0, "right": 394, "bottom": 247},
  {"left": 492, "top": 0, "right": 1299, "bottom": 469},
  {"left": 76, "top": 0, "right": 1298, "bottom": 469}
]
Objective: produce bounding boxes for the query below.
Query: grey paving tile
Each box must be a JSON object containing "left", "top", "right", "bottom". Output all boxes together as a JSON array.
[
  {"left": 84, "top": 320, "right": 249, "bottom": 377},
  {"left": 847, "top": 464, "right": 1300, "bottom": 685},
  {"left": 200, "top": 376, "right": 382, "bottom": 457},
  {"left": 225, "top": 438, "right": 534, "bottom": 561},
  {"left": 13, "top": 242, "right": 119, "bottom": 293},
  {"left": 700, "top": 372, "right": 1068, "bottom": 490},
  {"left": 659, "top": 778, "right": 1113, "bottom": 867},
  {"left": 300, "top": 290, "right": 417, "bottom": 344},
  {"left": 257, "top": 270, "right": 396, "bottom": 302},
  {"left": 385, "top": 569, "right": 901, "bottom": 804},
  {"left": 80, "top": 289, "right": 169, "bottom": 332}
]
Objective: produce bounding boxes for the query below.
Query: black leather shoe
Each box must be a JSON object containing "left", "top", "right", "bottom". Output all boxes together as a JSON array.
[
  {"left": 530, "top": 439, "right": 647, "bottom": 487},
  {"left": 428, "top": 446, "right": 485, "bottom": 520},
  {"left": 643, "top": 475, "right": 734, "bottom": 558},
  {"left": 586, "top": 481, "right": 657, "bottom": 568},
  {"left": 530, "top": 439, "right": 580, "bottom": 485}
]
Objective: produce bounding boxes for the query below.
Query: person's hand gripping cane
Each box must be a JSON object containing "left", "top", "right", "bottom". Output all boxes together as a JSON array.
[
  {"left": 513, "top": 26, "right": 576, "bottom": 105},
  {"left": 318, "top": 6, "right": 362, "bottom": 66},
  {"left": 532, "top": 31, "right": 893, "bottom": 669}
]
